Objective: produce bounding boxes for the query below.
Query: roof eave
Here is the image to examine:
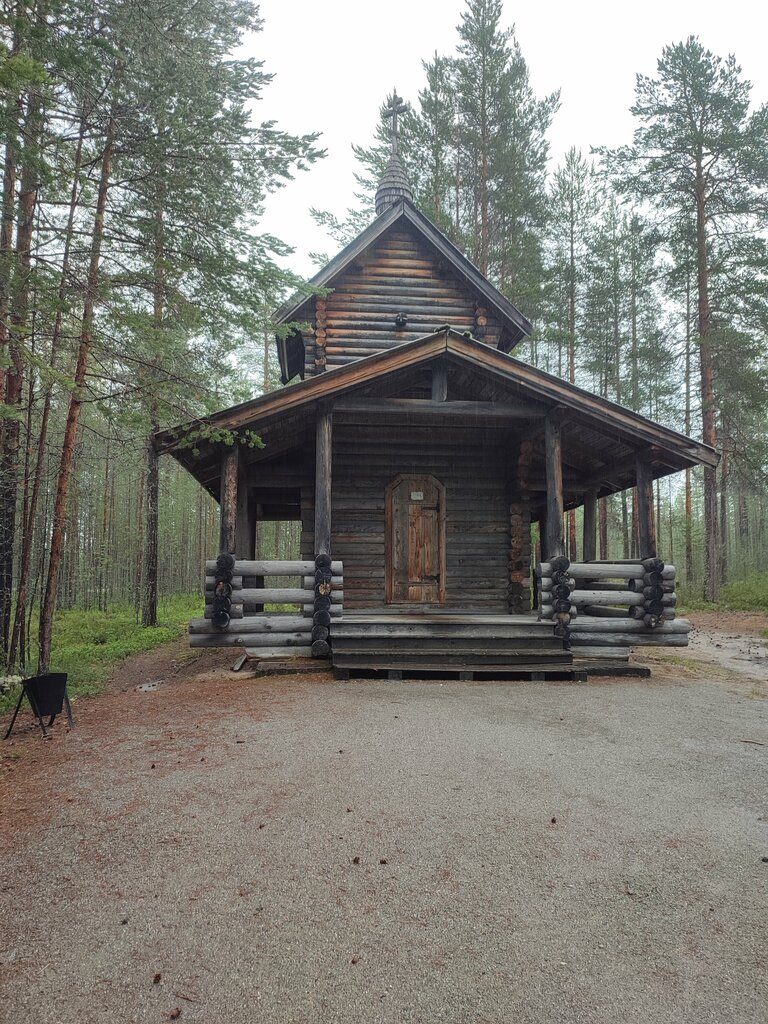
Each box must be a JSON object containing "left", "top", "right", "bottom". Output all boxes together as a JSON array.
[{"left": 156, "top": 329, "right": 718, "bottom": 473}]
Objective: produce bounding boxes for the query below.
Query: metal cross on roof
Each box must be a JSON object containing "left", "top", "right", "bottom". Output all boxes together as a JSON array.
[{"left": 383, "top": 91, "right": 409, "bottom": 155}]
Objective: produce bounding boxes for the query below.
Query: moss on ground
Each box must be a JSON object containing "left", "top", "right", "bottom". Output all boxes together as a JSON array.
[
  {"left": 678, "top": 573, "right": 768, "bottom": 615},
  {"left": 1, "top": 594, "right": 202, "bottom": 713}
]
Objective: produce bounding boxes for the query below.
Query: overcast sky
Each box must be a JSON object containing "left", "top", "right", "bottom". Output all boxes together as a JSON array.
[{"left": 247, "top": 0, "right": 768, "bottom": 278}]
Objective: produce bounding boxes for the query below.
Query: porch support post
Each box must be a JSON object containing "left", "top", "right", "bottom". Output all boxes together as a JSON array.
[
  {"left": 315, "top": 406, "right": 333, "bottom": 556},
  {"left": 219, "top": 444, "right": 239, "bottom": 554},
  {"left": 544, "top": 412, "right": 565, "bottom": 559},
  {"left": 235, "top": 460, "right": 254, "bottom": 559},
  {"left": 635, "top": 455, "right": 657, "bottom": 557},
  {"left": 582, "top": 488, "right": 598, "bottom": 562}
]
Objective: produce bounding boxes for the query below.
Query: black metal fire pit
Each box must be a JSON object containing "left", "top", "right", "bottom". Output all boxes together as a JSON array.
[{"left": 4, "top": 673, "right": 75, "bottom": 739}]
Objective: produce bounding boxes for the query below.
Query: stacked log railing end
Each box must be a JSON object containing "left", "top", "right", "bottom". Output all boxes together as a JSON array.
[
  {"left": 537, "top": 555, "right": 575, "bottom": 640},
  {"left": 195, "top": 558, "right": 343, "bottom": 655},
  {"left": 210, "top": 552, "right": 239, "bottom": 631},
  {"left": 311, "top": 553, "right": 334, "bottom": 658},
  {"left": 546, "top": 558, "right": 687, "bottom": 660}
]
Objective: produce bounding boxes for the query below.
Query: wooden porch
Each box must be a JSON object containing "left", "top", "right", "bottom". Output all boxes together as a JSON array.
[{"left": 327, "top": 612, "right": 578, "bottom": 681}]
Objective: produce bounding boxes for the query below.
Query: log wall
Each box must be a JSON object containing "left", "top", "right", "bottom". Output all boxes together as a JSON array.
[
  {"left": 304, "top": 223, "right": 504, "bottom": 377},
  {"left": 318, "top": 423, "right": 513, "bottom": 611}
]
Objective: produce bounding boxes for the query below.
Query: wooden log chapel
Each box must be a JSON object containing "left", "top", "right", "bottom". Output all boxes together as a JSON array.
[{"left": 156, "top": 94, "right": 718, "bottom": 680}]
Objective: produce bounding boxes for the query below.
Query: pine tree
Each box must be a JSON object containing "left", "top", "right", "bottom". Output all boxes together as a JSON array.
[{"left": 598, "top": 36, "right": 768, "bottom": 599}]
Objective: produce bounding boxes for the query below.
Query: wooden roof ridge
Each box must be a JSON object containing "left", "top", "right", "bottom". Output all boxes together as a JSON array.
[
  {"left": 155, "top": 327, "right": 718, "bottom": 470},
  {"left": 272, "top": 201, "right": 533, "bottom": 343}
]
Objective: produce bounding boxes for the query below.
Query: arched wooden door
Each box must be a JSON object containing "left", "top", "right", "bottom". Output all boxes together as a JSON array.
[{"left": 385, "top": 475, "right": 446, "bottom": 606}]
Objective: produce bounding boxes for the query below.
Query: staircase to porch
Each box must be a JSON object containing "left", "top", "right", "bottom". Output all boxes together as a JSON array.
[{"left": 331, "top": 614, "right": 580, "bottom": 681}]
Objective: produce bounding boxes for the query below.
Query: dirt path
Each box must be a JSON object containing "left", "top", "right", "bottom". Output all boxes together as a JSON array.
[{"left": 1, "top": 618, "right": 766, "bottom": 1024}]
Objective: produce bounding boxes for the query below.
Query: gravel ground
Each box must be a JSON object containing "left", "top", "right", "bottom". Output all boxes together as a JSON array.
[{"left": 1, "top": 658, "right": 767, "bottom": 1024}]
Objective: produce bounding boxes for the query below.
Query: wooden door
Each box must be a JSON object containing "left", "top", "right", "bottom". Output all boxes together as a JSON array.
[{"left": 386, "top": 475, "right": 446, "bottom": 605}]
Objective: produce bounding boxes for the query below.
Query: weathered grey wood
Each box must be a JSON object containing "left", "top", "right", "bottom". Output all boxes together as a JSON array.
[
  {"left": 302, "top": 575, "right": 343, "bottom": 588},
  {"left": 631, "top": 606, "right": 676, "bottom": 620},
  {"left": 219, "top": 445, "right": 238, "bottom": 554},
  {"left": 204, "top": 576, "right": 243, "bottom": 589},
  {"left": 235, "top": 460, "right": 253, "bottom": 559},
  {"left": 541, "top": 562, "right": 644, "bottom": 579},
  {"left": 570, "top": 618, "right": 690, "bottom": 634},
  {"left": 315, "top": 408, "right": 333, "bottom": 556},
  {"left": 192, "top": 626, "right": 312, "bottom": 643},
  {"left": 582, "top": 489, "right": 597, "bottom": 562},
  {"left": 573, "top": 581, "right": 635, "bottom": 592},
  {"left": 538, "top": 578, "right": 577, "bottom": 593},
  {"left": 335, "top": 399, "right": 544, "bottom": 420},
  {"left": 202, "top": 606, "right": 244, "bottom": 620},
  {"left": 635, "top": 456, "right": 657, "bottom": 558},
  {"left": 539, "top": 604, "right": 577, "bottom": 618},
  {"left": 237, "top": 587, "right": 341, "bottom": 604},
  {"left": 580, "top": 605, "right": 632, "bottom": 618},
  {"left": 190, "top": 633, "right": 313, "bottom": 650},
  {"left": 572, "top": 590, "right": 642, "bottom": 607},
  {"left": 190, "top": 615, "right": 313, "bottom": 634},
  {"left": 302, "top": 603, "right": 343, "bottom": 617},
  {"left": 239, "top": 587, "right": 310, "bottom": 604},
  {"left": 205, "top": 559, "right": 342, "bottom": 576},
  {"left": 570, "top": 632, "right": 689, "bottom": 647},
  {"left": 245, "top": 646, "right": 314, "bottom": 659},
  {"left": 567, "top": 646, "right": 631, "bottom": 660},
  {"left": 544, "top": 413, "right": 564, "bottom": 559}
]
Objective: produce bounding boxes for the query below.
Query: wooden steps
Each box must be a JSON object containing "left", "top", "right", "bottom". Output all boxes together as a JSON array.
[{"left": 331, "top": 614, "right": 577, "bottom": 681}]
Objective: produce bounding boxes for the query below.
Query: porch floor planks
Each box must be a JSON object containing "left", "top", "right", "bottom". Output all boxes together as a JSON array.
[{"left": 331, "top": 611, "right": 574, "bottom": 681}]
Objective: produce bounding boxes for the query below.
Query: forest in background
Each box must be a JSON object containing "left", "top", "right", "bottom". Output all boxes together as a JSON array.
[
  {"left": 0, "top": 0, "right": 767, "bottom": 676},
  {"left": 313, "top": 0, "right": 768, "bottom": 605}
]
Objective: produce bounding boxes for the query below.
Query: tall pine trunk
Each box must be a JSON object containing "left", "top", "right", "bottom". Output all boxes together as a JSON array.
[
  {"left": 15, "top": 122, "right": 88, "bottom": 675},
  {"left": 695, "top": 164, "right": 720, "bottom": 601},
  {"left": 1, "top": 85, "right": 41, "bottom": 655},
  {"left": 684, "top": 270, "right": 694, "bottom": 584},
  {"left": 719, "top": 443, "right": 728, "bottom": 586},
  {"left": 567, "top": 193, "right": 577, "bottom": 559},
  {"left": 38, "top": 121, "right": 114, "bottom": 672},
  {"left": 142, "top": 206, "right": 164, "bottom": 627}
]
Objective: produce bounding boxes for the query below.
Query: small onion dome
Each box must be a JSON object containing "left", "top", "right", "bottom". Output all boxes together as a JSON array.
[{"left": 375, "top": 152, "right": 414, "bottom": 216}]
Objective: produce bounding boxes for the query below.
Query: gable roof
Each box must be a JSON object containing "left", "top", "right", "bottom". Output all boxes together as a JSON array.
[
  {"left": 156, "top": 328, "right": 718, "bottom": 497},
  {"left": 273, "top": 201, "right": 533, "bottom": 382}
]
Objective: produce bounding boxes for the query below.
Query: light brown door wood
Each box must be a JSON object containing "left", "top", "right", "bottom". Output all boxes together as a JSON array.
[{"left": 386, "top": 474, "right": 446, "bottom": 605}]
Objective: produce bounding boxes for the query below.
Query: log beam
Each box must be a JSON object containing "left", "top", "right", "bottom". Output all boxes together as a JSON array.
[
  {"left": 635, "top": 455, "right": 657, "bottom": 558},
  {"left": 315, "top": 407, "right": 333, "bottom": 556},
  {"left": 582, "top": 489, "right": 597, "bottom": 562},
  {"left": 544, "top": 413, "right": 565, "bottom": 559},
  {"left": 219, "top": 445, "right": 239, "bottom": 554},
  {"left": 334, "top": 399, "right": 546, "bottom": 420}
]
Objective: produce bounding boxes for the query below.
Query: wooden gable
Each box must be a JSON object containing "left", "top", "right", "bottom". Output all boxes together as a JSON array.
[
  {"left": 274, "top": 201, "right": 532, "bottom": 383},
  {"left": 302, "top": 220, "right": 508, "bottom": 377}
]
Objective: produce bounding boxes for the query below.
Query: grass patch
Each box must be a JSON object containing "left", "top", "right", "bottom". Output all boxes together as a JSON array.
[
  {"left": 678, "top": 573, "right": 768, "bottom": 615},
  {"left": 1, "top": 593, "right": 202, "bottom": 713},
  {"left": 720, "top": 576, "right": 768, "bottom": 612}
]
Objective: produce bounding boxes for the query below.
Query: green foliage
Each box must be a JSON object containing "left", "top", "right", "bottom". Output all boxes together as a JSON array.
[
  {"left": 311, "top": 0, "right": 558, "bottom": 319},
  {"left": 0, "top": 594, "right": 202, "bottom": 713},
  {"left": 176, "top": 424, "right": 266, "bottom": 457},
  {"left": 721, "top": 576, "right": 768, "bottom": 612},
  {"left": 679, "top": 575, "right": 768, "bottom": 613}
]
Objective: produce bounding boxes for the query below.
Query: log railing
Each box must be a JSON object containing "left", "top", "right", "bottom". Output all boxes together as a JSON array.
[
  {"left": 189, "top": 556, "right": 343, "bottom": 659},
  {"left": 536, "top": 558, "right": 689, "bottom": 660}
]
